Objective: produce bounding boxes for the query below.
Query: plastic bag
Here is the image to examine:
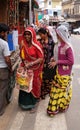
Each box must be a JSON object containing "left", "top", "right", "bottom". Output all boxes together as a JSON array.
[{"left": 16, "top": 66, "right": 33, "bottom": 93}]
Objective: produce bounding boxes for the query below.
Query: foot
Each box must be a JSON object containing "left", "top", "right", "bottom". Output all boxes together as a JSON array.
[
  {"left": 30, "top": 107, "right": 37, "bottom": 113},
  {"left": 41, "top": 95, "right": 45, "bottom": 99},
  {"left": 60, "top": 105, "right": 69, "bottom": 113},
  {"left": 30, "top": 102, "right": 39, "bottom": 113},
  {"left": 0, "top": 109, "right": 5, "bottom": 116}
]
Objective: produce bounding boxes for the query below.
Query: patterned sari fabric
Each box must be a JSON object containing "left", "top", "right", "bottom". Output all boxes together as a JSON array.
[
  {"left": 47, "top": 71, "right": 72, "bottom": 116},
  {"left": 41, "top": 37, "right": 56, "bottom": 98}
]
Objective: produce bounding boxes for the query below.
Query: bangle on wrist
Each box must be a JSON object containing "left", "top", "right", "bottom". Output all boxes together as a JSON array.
[{"left": 30, "top": 62, "right": 34, "bottom": 66}]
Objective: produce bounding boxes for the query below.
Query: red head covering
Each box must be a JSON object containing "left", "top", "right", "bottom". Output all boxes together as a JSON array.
[
  {"left": 24, "top": 27, "right": 37, "bottom": 42},
  {"left": 22, "top": 26, "right": 43, "bottom": 55}
]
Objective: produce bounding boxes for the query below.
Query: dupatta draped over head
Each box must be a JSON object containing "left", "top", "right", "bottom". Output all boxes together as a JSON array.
[
  {"left": 20, "top": 27, "right": 44, "bottom": 98},
  {"left": 21, "top": 27, "right": 43, "bottom": 59},
  {"left": 46, "top": 26, "right": 58, "bottom": 43},
  {"left": 54, "top": 25, "right": 74, "bottom": 60},
  {"left": 56, "top": 25, "right": 73, "bottom": 49}
]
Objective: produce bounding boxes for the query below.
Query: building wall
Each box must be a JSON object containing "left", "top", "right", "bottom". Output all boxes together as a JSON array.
[
  {"left": 43, "top": 0, "right": 62, "bottom": 16},
  {"left": 44, "top": 0, "right": 61, "bottom": 8},
  {"left": 62, "top": 2, "right": 72, "bottom": 17},
  {"left": 62, "top": 0, "right": 80, "bottom": 17},
  {"left": 74, "top": 1, "right": 80, "bottom": 15},
  {"left": 0, "top": 0, "right": 8, "bottom": 23},
  {"left": 52, "top": 0, "right": 61, "bottom": 8}
]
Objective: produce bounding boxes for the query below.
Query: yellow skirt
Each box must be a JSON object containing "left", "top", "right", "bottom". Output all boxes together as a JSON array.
[{"left": 47, "top": 73, "right": 72, "bottom": 116}]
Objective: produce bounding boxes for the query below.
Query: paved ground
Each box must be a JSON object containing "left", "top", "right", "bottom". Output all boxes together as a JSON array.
[{"left": 0, "top": 88, "right": 68, "bottom": 130}]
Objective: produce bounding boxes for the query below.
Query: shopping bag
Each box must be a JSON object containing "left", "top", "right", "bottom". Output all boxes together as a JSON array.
[{"left": 16, "top": 66, "right": 33, "bottom": 93}]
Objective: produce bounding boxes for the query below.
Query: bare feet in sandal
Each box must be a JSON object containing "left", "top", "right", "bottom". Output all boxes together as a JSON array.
[
  {"left": 30, "top": 102, "right": 39, "bottom": 113},
  {"left": 30, "top": 107, "right": 37, "bottom": 113}
]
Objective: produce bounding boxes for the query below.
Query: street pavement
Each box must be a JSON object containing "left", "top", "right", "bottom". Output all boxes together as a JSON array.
[
  {"left": 34, "top": 96, "right": 67, "bottom": 130},
  {"left": 0, "top": 89, "right": 67, "bottom": 130}
]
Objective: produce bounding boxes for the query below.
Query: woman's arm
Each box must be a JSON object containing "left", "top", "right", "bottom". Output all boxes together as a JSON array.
[
  {"left": 48, "top": 47, "right": 74, "bottom": 68},
  {"left": 24, "top": 58, "right": 43, "bottom": 69}
]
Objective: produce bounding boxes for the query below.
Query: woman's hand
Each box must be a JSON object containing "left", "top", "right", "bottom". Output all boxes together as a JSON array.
[
  {"left": 24, "top": 62, "right": 34, "bottom": 69},
  {"left": 25, "top": 63, "right": 31, "bottom": 69},
  {"left": 48, "top": 61, "right": 57, "bottom": 69},
  {"left": 50, "top": 57, "right": 55, "bottom": 62}
]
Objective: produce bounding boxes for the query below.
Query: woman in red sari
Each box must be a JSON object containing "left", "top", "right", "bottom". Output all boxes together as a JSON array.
[{"left": 18, "top": 27, "right": 44, "bottom": 112}]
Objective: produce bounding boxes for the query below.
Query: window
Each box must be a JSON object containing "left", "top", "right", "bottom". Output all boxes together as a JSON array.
[{"left": 49, "top": 1, "right": 51, "bottom": 5}]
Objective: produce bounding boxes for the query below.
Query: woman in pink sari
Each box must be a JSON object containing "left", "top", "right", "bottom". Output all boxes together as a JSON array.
[{"left": 18, "top": 27, "right": 44, "bottom": 112}]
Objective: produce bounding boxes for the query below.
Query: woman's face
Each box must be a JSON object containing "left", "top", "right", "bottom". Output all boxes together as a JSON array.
[
  {"left": 39, "top": 33, "right": 47, "bottom": 40},
  {"left": 24, "top": 31, "right": 32, "bottom": 42},
  {"left": 56, "top": 33, "right": 63, "bottom": 42}
]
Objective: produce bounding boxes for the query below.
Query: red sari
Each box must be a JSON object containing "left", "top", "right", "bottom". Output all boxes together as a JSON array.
[{"left": 20, "top": 27, "right": 44, "bottom": 98}]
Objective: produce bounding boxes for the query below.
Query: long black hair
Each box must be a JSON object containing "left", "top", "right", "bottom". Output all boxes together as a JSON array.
[{"left": 38, "top": 27, "right": 52, "bottom": 38}]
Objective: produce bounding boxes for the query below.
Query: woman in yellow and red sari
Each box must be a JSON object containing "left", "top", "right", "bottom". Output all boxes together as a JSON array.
[{"left": 18, "top": 27, "right": 44, "bottom": 112}]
